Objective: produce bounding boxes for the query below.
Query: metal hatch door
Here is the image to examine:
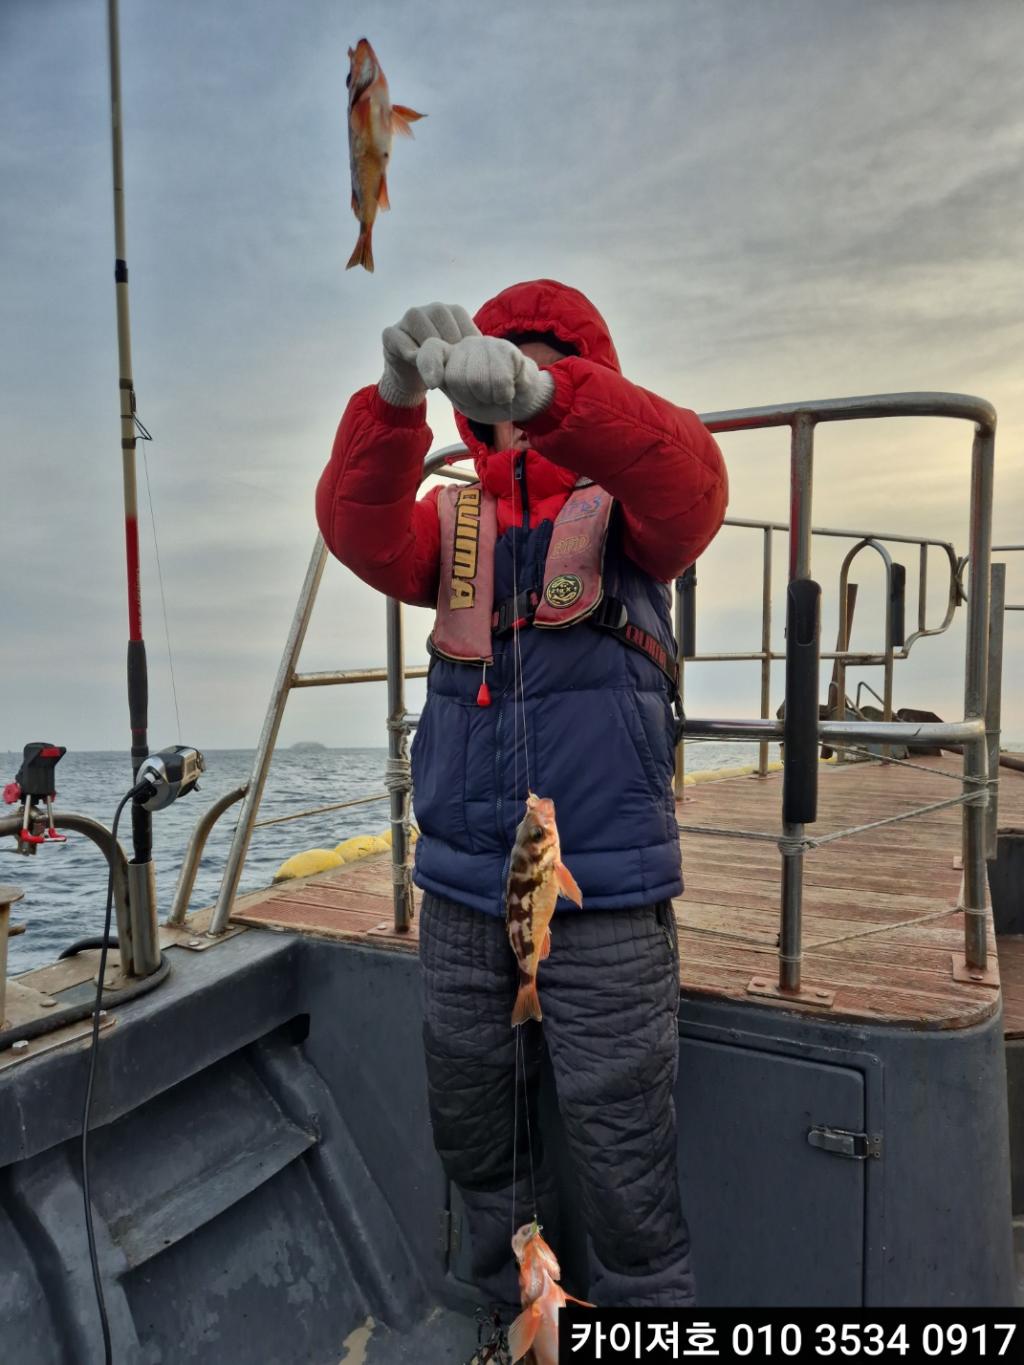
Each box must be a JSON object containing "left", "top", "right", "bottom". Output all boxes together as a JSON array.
[{"left": 677, "top": 1037, "right": 867, "bottom": 1307}]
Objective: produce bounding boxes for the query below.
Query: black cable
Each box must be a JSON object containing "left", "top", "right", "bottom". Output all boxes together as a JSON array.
[
  {"left": 81, "top": 789, "right": 133, "bottom": 1365},
  {"left": 0, "top": 952, "right": 170, "bottom": 1050},
  {"left": 59, "top": 935, "right": 119, "bottom": 959}
]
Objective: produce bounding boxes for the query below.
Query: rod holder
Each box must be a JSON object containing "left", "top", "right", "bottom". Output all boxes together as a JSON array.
[
  {"left": 127, "top": 859, "right": 160, "bottom": 976},
  {"left": 783, "top": 579, "right": 821, "bottom": 825},
  {"left": 889, "top": 562, "right": 907, "bottom": 648}
]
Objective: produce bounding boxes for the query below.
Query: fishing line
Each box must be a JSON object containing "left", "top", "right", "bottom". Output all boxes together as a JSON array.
[
  {"left": 141, "top": 443, "right": 183, "bottom": 743},
  {"left": 510, "top": 1024, "right": 539, "bottom": 1236},
  {"left": 510, "top": 475, "right": 521, "bottom": 804},
  {"left": 507, "top": 374, "right": 542, "bottom": 1256},
  {"left": 511, "top": 1024, "right": 520, "bottom": 1237},
  {"left": 509, "top": 387, "right": 532, "bottom": 799},
  {"left": 518, "top": 1025, "right": 538, "bottom": 1219},
  {"left": 512, "top": 592, "right": 531, "bottom": 795},
  {"left": 509, "top": 389, "right": 523, "bottom": 1241}
]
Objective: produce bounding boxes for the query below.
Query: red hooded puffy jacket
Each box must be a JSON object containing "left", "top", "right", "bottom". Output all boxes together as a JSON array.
[{"left": 315, "top": 279, "right": 728, "bottom": 605}]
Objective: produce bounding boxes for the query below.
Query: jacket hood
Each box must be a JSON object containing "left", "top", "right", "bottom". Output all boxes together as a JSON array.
[
  {"left": 453, "top": 279, "right": 620, "bottom": 471},
  {"left": 473, "top": 279, "right": 620, "bottom": 372}
]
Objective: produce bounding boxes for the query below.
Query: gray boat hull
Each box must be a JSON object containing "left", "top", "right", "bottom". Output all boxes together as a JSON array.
[{"left": 0, "top": 928, "right": 1015, "bottom": 1361}]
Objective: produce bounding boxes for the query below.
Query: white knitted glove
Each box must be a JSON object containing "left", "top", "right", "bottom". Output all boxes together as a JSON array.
[
  {"left": 378, "top": 304, "right": 480, "bottom": 407},
  {"left": 416, "top": 334, "right": 556, "bottom": 424}
]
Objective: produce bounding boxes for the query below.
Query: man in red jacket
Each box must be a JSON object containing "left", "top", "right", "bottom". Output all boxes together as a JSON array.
[{"left": 317, "top": 281, "right": 727, "bottom": 1315}]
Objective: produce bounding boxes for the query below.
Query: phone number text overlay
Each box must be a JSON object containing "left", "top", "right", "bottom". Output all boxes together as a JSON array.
[{"left": 557, "top": 1310, "right": 1020, "bottom": 1364}]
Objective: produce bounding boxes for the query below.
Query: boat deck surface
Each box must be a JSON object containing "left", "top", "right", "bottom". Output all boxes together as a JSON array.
[{"left": 231, "top": 754, "right": 1024, "bottom": 1034}]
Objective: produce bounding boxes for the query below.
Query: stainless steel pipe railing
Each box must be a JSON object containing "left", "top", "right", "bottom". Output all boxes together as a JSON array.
[
  {"left": 203, "top": 392, "right": 998, "bottom": 999},
  {"left": 683, "top": 393, "right": 996, "bottom": 990},
  {"left": 676, "top": 522, "right": 958, "bottom": 784},
  {"left": 206, "top": 449, "right": 468, "bottom": 937},
  {"left": 0, "top": 811, "right": 132, "bottom": 968}
]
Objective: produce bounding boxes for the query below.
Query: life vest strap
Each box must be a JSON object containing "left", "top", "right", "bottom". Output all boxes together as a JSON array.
[
  {"left": 489, "top": 591, "right": 681, "bottom": 693},
  {"left": 589, "top": 596, "right": 681, "bottom": 692}
]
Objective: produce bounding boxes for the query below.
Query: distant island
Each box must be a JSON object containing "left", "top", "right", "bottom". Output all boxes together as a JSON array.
[{"left": 290, "top": 741, "right": 328, "bottom": 752}]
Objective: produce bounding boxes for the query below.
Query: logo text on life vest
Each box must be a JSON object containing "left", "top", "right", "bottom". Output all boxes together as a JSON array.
[
  {"left": 544, "top": 574, "right": 583, "bottom": 609},
  {"left": 625, "top": 622, "right": 669, "bottom": 671},
  {"left": 550, "top": 533, "right": 591, "bottom": 559},
  {"left": 450, "top": 487, "right": 482, "bottom": 609},
  {"left": 558, "top": 494, "right": 602, "bottom": 525}
]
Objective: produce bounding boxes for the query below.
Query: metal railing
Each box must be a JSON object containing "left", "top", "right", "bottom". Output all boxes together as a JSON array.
[
  {"left": 984, "top": 546, "right": 1024, "bottom": 828},
  {"left": 673, "top": 518, "right": 959, "bottom": 783},
  {"left": 995, "top": 546, "right": 1024, "bottom": 613},
  {"left": 202, "top": 448, "right": 465, "bottom": 937},
  {"left": 196, "top": 390, "right": 997, "bottom": 1007},
  {"left": 680, "top": 392, "right": 996, "bottom": 995}
]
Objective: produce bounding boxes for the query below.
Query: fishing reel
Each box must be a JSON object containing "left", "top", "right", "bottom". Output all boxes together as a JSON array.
[
  {"left": 131, "top": 745, "right": 205, "bottom": 811},
  {"left": 3, "top": 742, "right": 68, "bottom": 854}
]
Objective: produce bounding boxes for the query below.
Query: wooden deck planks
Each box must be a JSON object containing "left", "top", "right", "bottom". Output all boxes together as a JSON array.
[
  {"left": 231, "top": 754, "right": 1024, "bottom": 1033},
  {"left": 1000, "top": 937, "right": 1024, "bottom": 1040}
]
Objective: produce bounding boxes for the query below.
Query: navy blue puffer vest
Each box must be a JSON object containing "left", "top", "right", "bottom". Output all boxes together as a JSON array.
[{"left": 410, "top": 510, "right": 682, "bottom": 917}]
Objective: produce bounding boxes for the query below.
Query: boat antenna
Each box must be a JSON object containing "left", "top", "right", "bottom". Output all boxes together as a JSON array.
[{"left": 107, "top": 0, "right": 152, "bottom": 868}]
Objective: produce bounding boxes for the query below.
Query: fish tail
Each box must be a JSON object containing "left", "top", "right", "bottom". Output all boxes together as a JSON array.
[
  {"left": 346, "top": 224, "right": 374, "bottom": 272},
  {"left": 511, "top": 976, "right": 542, "bottom": 1026},
  {"left": 508, "top": 1304, "right": 541, "bottom": 1363}
]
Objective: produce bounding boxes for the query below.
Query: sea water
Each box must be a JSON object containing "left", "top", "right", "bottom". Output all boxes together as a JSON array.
[{"left": 2, "top": 741, "right": 775, "bottom": 975}]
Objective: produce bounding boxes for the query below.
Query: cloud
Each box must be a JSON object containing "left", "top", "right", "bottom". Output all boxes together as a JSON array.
[{"left": 2, "top": 0, "right": 1023, "bottom": 754}]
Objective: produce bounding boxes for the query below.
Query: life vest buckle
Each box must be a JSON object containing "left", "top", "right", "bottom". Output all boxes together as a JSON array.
[
  {"left": 492, "top": 589, "right": 539, "bottom": 636},
  {"left": 590, "top": 597, "right": 629, "bottom": 631}
]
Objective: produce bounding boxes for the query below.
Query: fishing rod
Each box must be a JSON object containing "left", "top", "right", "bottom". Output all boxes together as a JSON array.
[
  {"left": 106, "top": 0, "right": 204, "bottom": 973},
  {"left": 108, "top": 0, "right": 150, "bottom": 829},
  {"left": 106, "top": 0, "right": 158, "bottom": 973},
  {"left": 108, "top": 0, "right": 149, "bottom": 836},
  {"left": 76, "top": 12, "right": 206, "bottom": 1359}
]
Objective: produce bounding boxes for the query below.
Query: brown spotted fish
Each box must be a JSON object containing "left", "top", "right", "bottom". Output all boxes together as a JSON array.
[
  {"left": 506, "top": 794, "right": 582, "bottom": 1026},
  {"left": 346, "top": 38, "right": 425, "bottom": 272}
]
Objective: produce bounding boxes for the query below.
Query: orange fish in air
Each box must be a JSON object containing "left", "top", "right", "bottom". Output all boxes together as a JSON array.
[
  {"left": 506, "top": 793, "right": 582, "bottom": 1027},
  {"left": 509, "top": 1221, "right": 592, "bottom": 1365},
  {"left": 346, "top": 38, "right": 424, "bottom": 272}
]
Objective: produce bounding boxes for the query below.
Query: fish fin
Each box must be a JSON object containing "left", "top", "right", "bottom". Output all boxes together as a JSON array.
[
  {"left": 508, "top": 1304, "right": 541, "bottom": 1363},
  {"left": 511, "top": 980, "right": 542, "bottom": 1027},
  {"left": 539, "top": 929, "right": 551, "bottom": 961},
  {"left": 377, "top": 174, "right": 390, "bottom": 211},
  {"left": 345, "top": 226, "right": 374, "bottom": 272},
  {"left": 390, "top": 104, "right": 425, "bottom": 137},
  {"left": 555, "top": 862, "right": 583, "bottom": 907},
  {"left": 563, "top": 1292, "right": 595, "bottom": 1307},
  {"left": 350, "top": 190, "right": 358, "bottom": 213}
]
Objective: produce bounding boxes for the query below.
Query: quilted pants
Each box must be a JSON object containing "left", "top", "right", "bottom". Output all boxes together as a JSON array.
[{"left": 419, "top": 893, "right": 696, "bottom": 1308}]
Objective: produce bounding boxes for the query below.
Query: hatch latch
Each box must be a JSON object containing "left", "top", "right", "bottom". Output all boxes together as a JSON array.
[{"left": 807, "top": 1126, "right": 882, "bottom": 1160}]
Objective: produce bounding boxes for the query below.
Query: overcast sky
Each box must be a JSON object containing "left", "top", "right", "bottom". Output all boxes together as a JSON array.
[{"left": 2, "top": 0, "right": 1022, "bottom": 761}]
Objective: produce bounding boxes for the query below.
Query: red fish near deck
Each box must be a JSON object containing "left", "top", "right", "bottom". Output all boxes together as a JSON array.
[
  {"left": 506, "top": 794, "right": 582, "bottom": 1026},
  {"left": 508, "top": 1221, "right": 591, "bottom": 1364},
  {"left": 345, "top": 38, "right": 424, "bottom": 272}
]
